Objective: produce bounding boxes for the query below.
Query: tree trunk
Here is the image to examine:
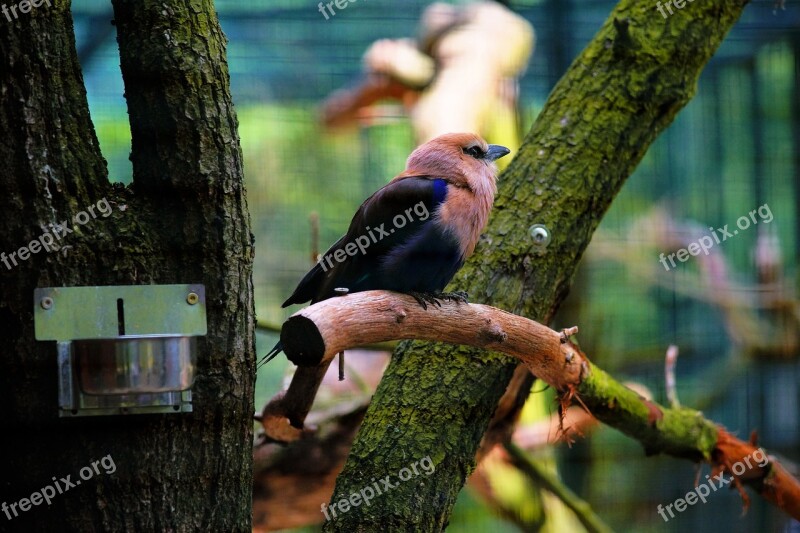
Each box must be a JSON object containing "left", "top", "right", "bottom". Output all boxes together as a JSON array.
[
  {"left": 0, "top": 1, "right": 254, "bottom": 531},
  {"left": 325, "top": 0, "right": 749, "bottom": 531}
]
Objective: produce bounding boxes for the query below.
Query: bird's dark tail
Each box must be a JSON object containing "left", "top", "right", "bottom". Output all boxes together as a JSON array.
[{"left": 258, "top": 341, "right": 283, "bottom": 368}]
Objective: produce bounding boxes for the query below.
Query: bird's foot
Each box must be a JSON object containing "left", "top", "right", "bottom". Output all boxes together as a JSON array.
[
  {"left": 408, "top": 291, "right": 442, "bottom": 310},
  {"left": 408, "top": 291, "right": 469, "bottom": 309},
  {"left": 438, "top": 291, "right": 469, "bottom": 304}
]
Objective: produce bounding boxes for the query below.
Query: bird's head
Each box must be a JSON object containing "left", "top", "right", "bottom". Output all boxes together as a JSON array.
[{"left": 402, "top": 133, "right": 510, "bottom": 195}]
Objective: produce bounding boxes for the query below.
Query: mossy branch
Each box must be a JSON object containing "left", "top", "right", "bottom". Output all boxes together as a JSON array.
[{"left": 278, "top": 290, "right": 800, "bottom": 521}]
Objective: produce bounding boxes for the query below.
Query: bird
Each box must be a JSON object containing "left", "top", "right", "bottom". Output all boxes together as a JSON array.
[{"left": 261, "top": 132, "right": 510, "bottom": 365}]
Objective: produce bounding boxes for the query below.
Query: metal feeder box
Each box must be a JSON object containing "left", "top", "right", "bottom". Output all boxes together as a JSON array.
[{"left": 34, "top": 284, "right": 207, "bottom": 417}]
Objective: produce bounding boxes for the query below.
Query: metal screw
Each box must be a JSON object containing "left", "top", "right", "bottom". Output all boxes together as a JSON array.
[
  {"left": 529, "top": 224, "right": 551, "bottom": 248},
  {"left": 40, "top": 297, "right": 53, "bottom": 310},
  {"left": 334, "top": 287, "right": 350, "bottom": 295},
  {"left": 186, "top": 292, "right": 199, "bottom": 305}
]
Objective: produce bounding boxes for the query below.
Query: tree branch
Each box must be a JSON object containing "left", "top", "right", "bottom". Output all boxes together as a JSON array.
[
  {"left": 282, "top": 290, "right": 800, "bottom": 521},
  {"left": 280, "top": 291, "right": 584, "bottom": 389}
]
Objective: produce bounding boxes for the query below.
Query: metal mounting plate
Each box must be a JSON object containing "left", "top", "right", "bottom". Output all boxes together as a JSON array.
[{"left": 34, "top": 284, "right": 206, "bottom": 341}]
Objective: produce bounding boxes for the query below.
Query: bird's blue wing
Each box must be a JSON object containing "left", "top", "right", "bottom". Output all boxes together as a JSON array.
[{"left": 282, "top": 176, "right": 461, "bottom": 306}]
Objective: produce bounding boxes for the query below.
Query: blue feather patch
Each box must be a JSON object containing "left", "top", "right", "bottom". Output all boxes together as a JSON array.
[{"left": 432, "top": 178, "right": 448, "bottom": 207}]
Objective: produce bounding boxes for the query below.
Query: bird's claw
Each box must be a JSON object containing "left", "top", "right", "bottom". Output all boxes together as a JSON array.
[
  {"left": 409, "top": 291, "right": 441, "bottom": 310},
  {"left": 440, "top": 291, "right": 469, "bottom": 304},
  {"left": 408, "top": 291, "right": 469, "bottom": 309}
]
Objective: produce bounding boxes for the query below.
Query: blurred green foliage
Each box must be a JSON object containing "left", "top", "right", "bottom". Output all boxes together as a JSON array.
[{"left": 75, "top": 2, "right": 799, "bottom": 531}]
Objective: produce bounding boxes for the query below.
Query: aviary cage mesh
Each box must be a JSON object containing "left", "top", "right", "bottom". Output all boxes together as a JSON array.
[{"left": 73, "top": 1, "right": 800, "bottom": 530}]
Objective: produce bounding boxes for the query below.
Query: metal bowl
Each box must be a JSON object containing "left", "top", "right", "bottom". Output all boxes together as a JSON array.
[{"left": 74, "top": 335, "right": 197, "bottom": 395}]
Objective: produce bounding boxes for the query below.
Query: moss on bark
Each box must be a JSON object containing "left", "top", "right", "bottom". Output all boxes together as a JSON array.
[
  {"left": 0, "top": 1, "right": 254, "bottom": 530},
  {"left": 577, "top": 362, "right": 718, "bottom": 460}
]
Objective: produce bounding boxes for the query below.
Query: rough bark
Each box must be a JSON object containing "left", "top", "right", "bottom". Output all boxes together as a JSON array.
[
  {"left": 279, "top": 291, "right": 584, "bottom": 389},
  {"left": 0, "top": 1, "right": 254, "bottom": 531},
  {"left": 325, "top": 1, "right": 750, "bottom": 531}
]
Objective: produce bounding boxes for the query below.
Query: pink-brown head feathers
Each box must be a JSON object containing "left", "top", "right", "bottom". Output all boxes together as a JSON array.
[
  {"left": 399, "top": 132, "right": 510, "bottom": 259},
  {"left": 401, "top": 133, "right": 508, "bottom": 194}
]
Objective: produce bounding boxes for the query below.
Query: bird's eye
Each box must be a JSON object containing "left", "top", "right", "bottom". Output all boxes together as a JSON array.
[{"left": 463, "top": 146, "right": 484, "bottom": 159}]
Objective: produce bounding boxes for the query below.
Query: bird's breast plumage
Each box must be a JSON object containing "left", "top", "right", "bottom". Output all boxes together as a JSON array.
[{"left": 436, "top": 173, "right": 496, "bottom": 259}]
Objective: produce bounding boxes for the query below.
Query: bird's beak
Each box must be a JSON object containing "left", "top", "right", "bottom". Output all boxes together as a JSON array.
[{"left": 485, "top": 144, "right": 511, "bottom": 162}]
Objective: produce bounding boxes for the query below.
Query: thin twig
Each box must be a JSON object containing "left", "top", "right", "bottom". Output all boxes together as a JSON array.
[
  {"left": 504, "top": 443, "right": 613, "bottom": 533},
  {"left": 665, "top": 344, "right": 680, "bottom": 408}
]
